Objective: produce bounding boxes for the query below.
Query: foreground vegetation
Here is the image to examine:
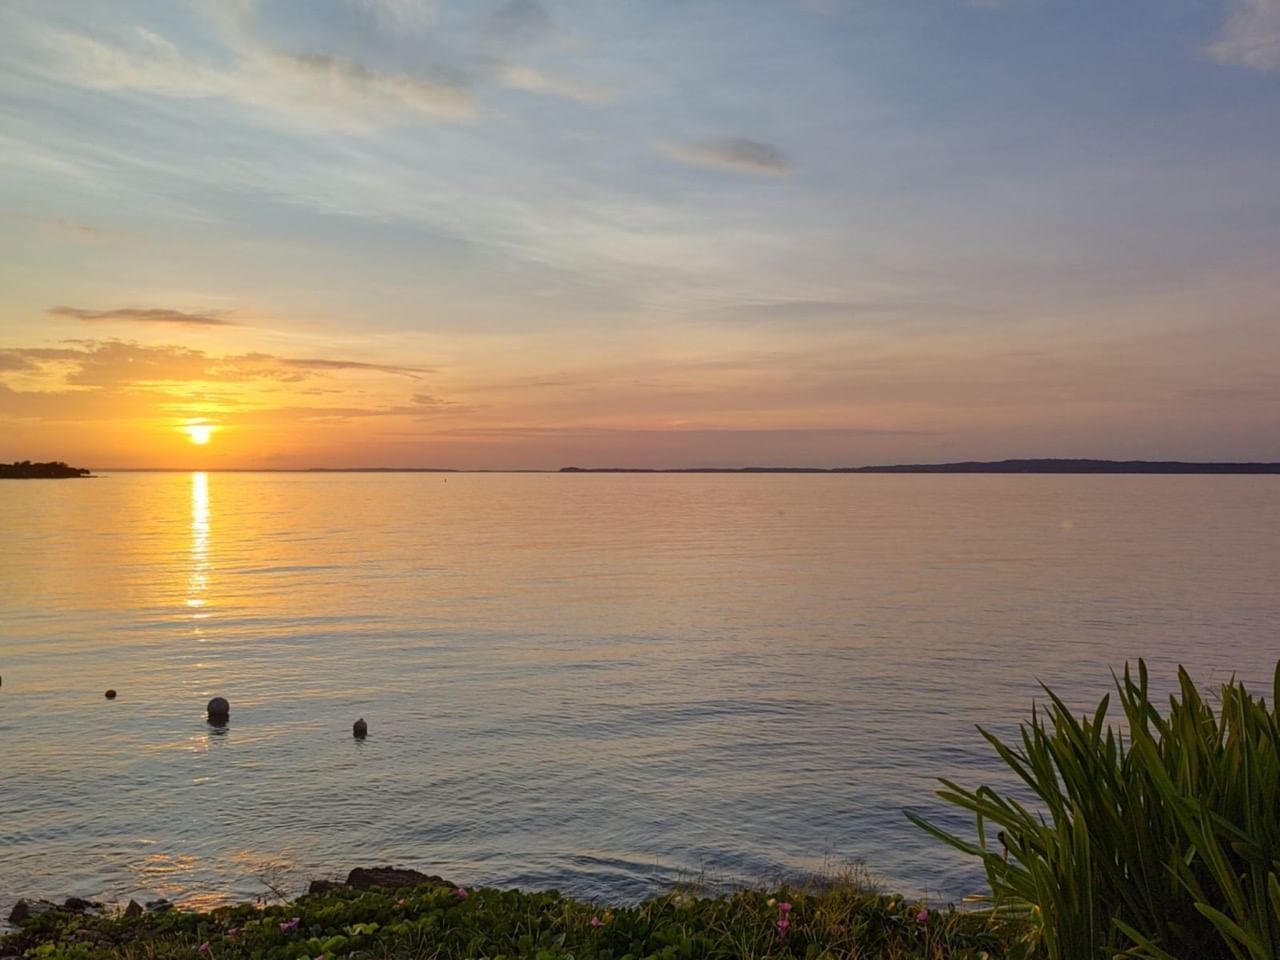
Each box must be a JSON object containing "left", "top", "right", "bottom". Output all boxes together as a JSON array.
[
  {"left": 1, "top": 883, "right": 1020, "bottom": 960},
  {"left": 911, "top": 661, "right": 1280, "bottom": 960}
]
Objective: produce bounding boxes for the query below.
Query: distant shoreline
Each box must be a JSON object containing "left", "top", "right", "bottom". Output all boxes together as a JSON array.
[
  {"left": 560, "top": 459, "right": 1280, "bottom": 475},
  {"left": 24, "top": 458, "right": 1280, "bottom": 475}
]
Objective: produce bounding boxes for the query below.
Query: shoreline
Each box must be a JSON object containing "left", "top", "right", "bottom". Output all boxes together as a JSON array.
[
  {"left": 4, "top": 860, "right": 958, "bottom": 927},
  {"left": 3, "top": 868, "right": 1018, "bottom": 960}
]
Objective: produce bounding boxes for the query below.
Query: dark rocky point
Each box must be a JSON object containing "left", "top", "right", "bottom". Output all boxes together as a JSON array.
[
  {"left": 123, "top": 900, "right": 143, "bottom": 918},
  {"left": 206, "top": 696, "right": 230, "bottom": 723},
  {"left": 7, "top": 900, "right": 57, "bottom": 926},
  {"left": 304, "top": 867, "right": 452, "bottom": 895},
  {"left": 346, "top": 867, "right": 452, "bottom": 890},
  {"left": 0, "top": 460, "right": 91, "bottom": 479},
  {"left": 353, "top": 718, "right": 368, "bottom": 739},
  {"left": 7, "top": 900, "right": 30, "bottom": 926}
]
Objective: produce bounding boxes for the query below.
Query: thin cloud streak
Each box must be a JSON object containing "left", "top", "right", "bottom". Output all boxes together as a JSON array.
[
  {"left": 660, "top": 138, "right": 794, "bottom": 176},
  {"left": 277, "top": 357, "right": 432, "bottom": 378},
  {"left": 347, "top": 0, "right": 436, "bottom": 32},
  {"left": 482, "top": 0, "right": 556, "bottom": 45},
  {"left": 498, "top": 65, "right": 614, "bottom": 104},
  {"left": 0, "top": 341, "right": 430, "bottom": 389},
  {"left": 48, "top": 306, "right": 238, "bottom": 327}
]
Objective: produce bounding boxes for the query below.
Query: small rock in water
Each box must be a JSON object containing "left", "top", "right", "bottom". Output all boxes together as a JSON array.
[
  {"left": 145, "top": 898, "right": 172, "bottom": 913},
  {"left": 104, "top": 689, "right": 117, "bottom": 699},
  {"left": 353, "top": 718, "right": 368, "bottom": 739},
  {"left": 206, "top": 696, "right": 230, "bottom": 723},
  {"left": 64, "top": 897, "right": 101, "bottom": 913}
]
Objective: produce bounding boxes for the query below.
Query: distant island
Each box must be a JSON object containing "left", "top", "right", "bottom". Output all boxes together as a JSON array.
[
  {"left": 561, "top": 459, "right": 1280, "bottom": 475},
  {"left": 0, "top": 460, "right": 92, "bottom": 479}
]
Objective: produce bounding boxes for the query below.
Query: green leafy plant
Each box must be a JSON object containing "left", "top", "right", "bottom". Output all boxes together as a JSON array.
[
  {"left": 2, "top": 880, "right": 1021, "bottom": 960},
  {"left": 908, "top": 660, "right": 1280, "bottom": 959}
]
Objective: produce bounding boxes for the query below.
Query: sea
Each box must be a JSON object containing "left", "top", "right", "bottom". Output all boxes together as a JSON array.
[{"left": 1, "top": 472, "right": 1277, "bottom": 909}]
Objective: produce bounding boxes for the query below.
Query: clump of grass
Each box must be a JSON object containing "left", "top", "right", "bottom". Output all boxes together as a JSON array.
[
  {"left": 2, "top": 880, "right": 1022, "bottom": 960},
  {"left": 908, "top": 660, "right": 1280, "bottom": 959}
]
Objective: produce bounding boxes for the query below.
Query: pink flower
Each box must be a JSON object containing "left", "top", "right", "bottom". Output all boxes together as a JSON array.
[
  {"left": 916, "top": 908, "right": 929, "bottom": 924},
  {"left": 455, "top": 887, "right": 468, "bottom": 899},
  {"left": 198, "top": 944, "right": 211, "bottom": 955},
  {"left": 396, "top": 899, "right": 407, "bottom": 907},
  {"left": 777, "top": 918, "right": 791, "bottom": 934},
  {"left": 279, "top": 917, "right": 300, "bottom": 933},
  {"left": 226, "top": 928, "right": 239, "bottom": 938},
  {"left": 778, "top": 902, "right": 792, "bottom": 914},
  {"left": 590, "top": 916, "right": 602, "bottom": 929}
]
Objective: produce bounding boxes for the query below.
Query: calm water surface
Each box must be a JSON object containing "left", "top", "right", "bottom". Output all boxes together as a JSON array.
[{"left": 1, "top": 473, "right": 1277, "bottom": 908}]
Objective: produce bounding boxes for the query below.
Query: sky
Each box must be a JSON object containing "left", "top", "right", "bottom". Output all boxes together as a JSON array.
[{"left": 1, "top": 0, "right": 1278, "bottom": 469}]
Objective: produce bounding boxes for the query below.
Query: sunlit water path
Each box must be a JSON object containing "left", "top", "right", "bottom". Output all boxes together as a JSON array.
[{"left": 1, "top": 473, "right": 1277, "bottom": 908}]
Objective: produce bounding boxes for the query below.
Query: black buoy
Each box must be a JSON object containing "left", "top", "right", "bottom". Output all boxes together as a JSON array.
[
  {"left": 353, "top": 718, "right": 368, "bottom": 739},
  {"left": 207, "top": 696, "right": 230, "bottom": 724},
  {"left": 104, "top": 689, "right": 117, "bottom": 700}
]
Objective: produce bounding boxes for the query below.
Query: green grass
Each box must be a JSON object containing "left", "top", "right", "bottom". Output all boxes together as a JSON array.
[
  {"left": 2, "top": 881, "right": 1022, "bottom": 960},
  {"left": 908, "top": 660, "right": 1280, "bottom": 960}
]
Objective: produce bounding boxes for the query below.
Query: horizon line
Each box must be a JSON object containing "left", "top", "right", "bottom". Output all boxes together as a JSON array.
[{"left": 62, "top": 457, "right": 1280, "bottom": 475}]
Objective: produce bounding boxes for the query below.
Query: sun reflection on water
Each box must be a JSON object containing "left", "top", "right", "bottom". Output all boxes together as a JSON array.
[{"left": 188, "top": 471, "right": 209, "bottom": 615}]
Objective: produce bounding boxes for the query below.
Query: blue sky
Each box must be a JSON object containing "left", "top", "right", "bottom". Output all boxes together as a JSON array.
[{"left": 1, "top": 0, "right": 1278, "bottom": 468}]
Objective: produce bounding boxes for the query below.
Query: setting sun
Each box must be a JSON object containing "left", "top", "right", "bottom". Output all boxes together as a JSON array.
[{"left": 184, "top": 424, "right": 215, "bottom": 445}]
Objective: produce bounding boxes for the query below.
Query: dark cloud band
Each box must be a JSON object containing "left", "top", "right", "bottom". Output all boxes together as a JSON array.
[{"left": 48, "top": 306, "right": 237, "bottom": 327}]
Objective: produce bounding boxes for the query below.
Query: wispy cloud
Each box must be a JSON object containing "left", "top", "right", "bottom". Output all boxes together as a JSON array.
[
  {"left": 714, "top": 300, "right": 870, "bottom": 323},
  {"left": 0, "top": 355, "right": 39, "bottom": 373},
  {"left": 20, "top": 0, "right": 615, "bottom": 131},
  {"left": 1207, "top": 0, "right": 1280, "bottom": 70},
  {"left": 30, "top": 13, "right": 476, "bottom": 131},
  {"left": 498, "top": 65, "right": 614, "bottom": 104},
  {"left": 347, "top": 0, "right": 436, "bottom": 33},
  {"left": 660, "top": 138, "right": 794, "bottom": 176},
  {"left": 49, "top": 306, "right": 237, "bottom": 327},
  {"left": 262, "top": 51, "right": 474, "bottom": 120},
  {"left": 275, "top": 356, "right": 431, "bottom": 378},
  {"left": 481, "top": 0, "right": 555, "bottom": 46},
  {"left": 477, "top": 1, "right": 610, "bottom": 103}
]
